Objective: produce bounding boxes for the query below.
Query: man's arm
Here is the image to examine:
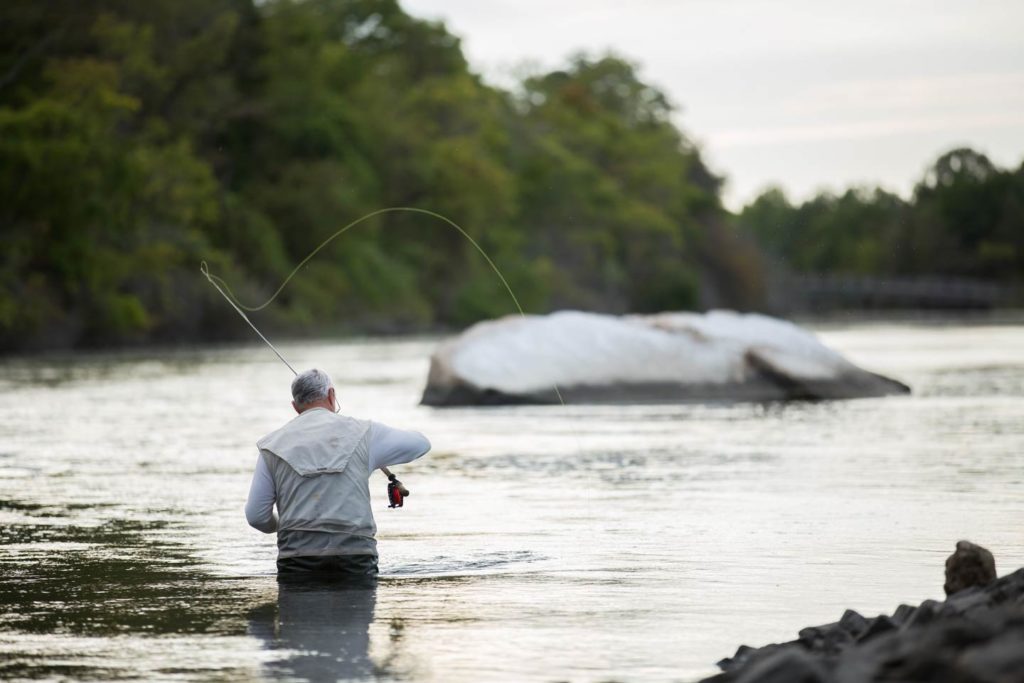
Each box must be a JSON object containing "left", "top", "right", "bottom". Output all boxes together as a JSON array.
[
  {"left": 244, "top": 453, "right": 278, "bottom": 533},
  {"left": 368, "top": 421, "right": 431, "bottom": 471}
]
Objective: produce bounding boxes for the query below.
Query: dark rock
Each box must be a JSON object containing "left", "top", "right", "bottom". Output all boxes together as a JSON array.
[
  {"left": 715, "top": 644, "right": 790, "bottom": 677},
  {"left": 945, "top": 584, "right": 992, "bottom": 617},
  {"left": 852, "top": 605, "right": 1024, "bottom": 683},
  {"left": 890, "top": 604, "right": 916, "bottom": 626},
  {"left": 797, "top": 623, "right": 852, "bottom": 655},
  {"left": 717, "top": 644, "right": 758, "bottom": 672},
  {"left": 902, "top": 599, "right": 941, "bottom": 629},
  {"left": 838, "top": 610, "right": 868, "bottom": 638},
  {"left": 984, "top": 566, "right": 1024, "bottom": 606},
  {"left": 855, "top": 615, "right": 896, "bottom": 643},
  {"left": 944, "top": 540, "right": 996, "bottom": 596},
  {"left": 702, "top": 565, "right": 1024, "bottom": 683},
  {"left": 957, "top": 620, "right": 1024, "bottom": 682},
  {"left": 797, "top": 626, "right": 822, "bottom": 647},
  {"left": 734, "top": 649, "right": 829, "bottom": 683}
]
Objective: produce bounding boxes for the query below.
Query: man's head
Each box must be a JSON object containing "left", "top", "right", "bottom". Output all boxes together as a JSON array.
[{"left": 291, "top": 368, "right": 337, "bottom": 414}]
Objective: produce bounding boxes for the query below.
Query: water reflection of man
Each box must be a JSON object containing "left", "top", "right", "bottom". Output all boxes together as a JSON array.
[
  {"left": 248, "top": 582, "right": 378, "bottom": 681},
  {"left": 245, "top": 368, "right": 430, "bottom": 579}
]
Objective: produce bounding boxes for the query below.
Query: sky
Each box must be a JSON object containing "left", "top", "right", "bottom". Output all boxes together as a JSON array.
[{"left": 401, "top": 0, "right": 1024, "bottom": 210}]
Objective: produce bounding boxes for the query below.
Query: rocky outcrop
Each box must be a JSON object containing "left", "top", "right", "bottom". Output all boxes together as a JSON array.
[
  {"left": 945, "top": 539, "right": 997, "bottom": 596},
  {"left": 421, "top": 310, "right": 910, "bottom": 406},
  {"left": 703, "top": 543, "right": 1023, "bottom": 683}
]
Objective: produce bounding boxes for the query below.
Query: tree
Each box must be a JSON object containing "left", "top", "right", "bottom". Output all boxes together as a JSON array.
[
  {"left": 0, "top": 1, "right": 755, "bottom": 351},
  {"left": 737, "top": 146, "right": 1024, "bottom": 285}
]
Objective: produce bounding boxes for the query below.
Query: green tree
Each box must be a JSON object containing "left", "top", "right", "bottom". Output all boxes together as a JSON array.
[
  {"left": 0, "top": 0, "right": 764, "bottom": 352},
  {"left": 737, "top": 147, "right": 1024, "bottom": 286},
  {"left": 512, "top": 54, "right": 724, "bottom": 312}
]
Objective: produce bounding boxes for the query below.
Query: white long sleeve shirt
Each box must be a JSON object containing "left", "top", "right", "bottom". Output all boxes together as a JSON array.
[{"left": 245, "top": 420, "right": 430, "bottom": 533}]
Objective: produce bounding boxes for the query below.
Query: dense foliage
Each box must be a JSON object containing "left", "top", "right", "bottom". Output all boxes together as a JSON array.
[
  {"left": 738, "top": 148, "right": 1024, "bottom": 281},
  {"left": 0, "top": 0, "right": 753, "bottom": 352},
  {"left": 5, "top": 1, "right": 1018, "bottom": 352}
]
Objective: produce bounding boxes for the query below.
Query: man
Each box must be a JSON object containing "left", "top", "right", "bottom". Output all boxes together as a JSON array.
[{"left": 245, "top": 368, "right": 430, "bottom": 579}]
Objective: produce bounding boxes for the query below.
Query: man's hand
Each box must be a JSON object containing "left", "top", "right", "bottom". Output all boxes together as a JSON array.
[{"left": 380, "top": 466, "right": 410, "bottom": 496}]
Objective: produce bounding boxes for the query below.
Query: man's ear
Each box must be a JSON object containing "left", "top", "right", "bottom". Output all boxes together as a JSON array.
[
  {"left": 292, "top": 400, "right": 300, "bottom": 415},
  {"left": 328, "top": 387, "right": 337, "bottom": 410}
]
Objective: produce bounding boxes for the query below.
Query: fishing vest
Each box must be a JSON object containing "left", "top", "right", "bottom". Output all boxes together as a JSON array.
[{"left": 257, "top": 408, "right": 377, "bottom": 559}]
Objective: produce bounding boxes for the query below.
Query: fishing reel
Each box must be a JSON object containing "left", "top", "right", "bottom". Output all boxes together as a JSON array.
[{"left": 387, "top": 473, "right": 409, "bottom": 508}]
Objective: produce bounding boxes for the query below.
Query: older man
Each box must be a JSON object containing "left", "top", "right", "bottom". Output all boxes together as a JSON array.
[{"left": 245, "top": 368, "right": 430, "bottom": 579}]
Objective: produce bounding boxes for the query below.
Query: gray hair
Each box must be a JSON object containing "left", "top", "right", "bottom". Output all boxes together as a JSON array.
[{"left": 291, "top": 368, "right": 333, "bottom": 406}]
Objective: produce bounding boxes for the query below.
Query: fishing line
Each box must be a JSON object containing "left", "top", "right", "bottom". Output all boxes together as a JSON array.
[
  {"left": 203, "top": 206, "right": 585, "bottom": 526},
  {"left": 201, "top": 207, "right": 523, "bottom": 315},
  {"left": 200, "top": 206, "right": 565, "bottom": 408},
  {"left": 200, "top": 261, "right": 297, "bottom": 375}
]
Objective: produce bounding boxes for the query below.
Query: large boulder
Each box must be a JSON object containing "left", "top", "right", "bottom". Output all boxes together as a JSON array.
[
  {"left": 945, "top": 540, "right": 997, "bottom": 596},
  {"left": 421, "top": 310, "right": 909, "bottom": 406}
]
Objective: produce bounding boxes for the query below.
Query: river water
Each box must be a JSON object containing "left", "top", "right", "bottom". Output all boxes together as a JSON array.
[{"left": 1, "top": 321, "right": 1022, "bottom": 682}]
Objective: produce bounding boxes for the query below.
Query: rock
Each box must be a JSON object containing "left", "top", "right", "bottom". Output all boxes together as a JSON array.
[
  {"left": 717, "top": 644, "right": 759, "bottom": 672},
  {"left": 855, "top": 615, "right": 896, "bottom": 643},
  {"left": 702, "top": 565, "right": 1024, "bottom": 683},
  {"left": 890, "top": 604, "right": 916, "bottom": 626},
  {"left": 734, "top": 649, "right": 829, "bottom": 683},
  {"left": 902, "top": 599, "right": 941, "bottom": 629},
  {"left": 945, "top": 585, "right": 993, "bottom": 617},
  {"left": 945, "top": 540, "right": 996, "bottom": 596},
  {"left": 421, "top": 310, "right": 910, "bottom": 406},
  {"left": 958, "top": 619, "right": 1024, "bottom": 681},
  {"left": 838, "top": 610, "right": 869, "bottom": 638},
  {"left": 850, "top": 603, "right": 1024, "bottom": 683},
  {"left": 798, "top": 623, "right": 852, "bottom": 655}
]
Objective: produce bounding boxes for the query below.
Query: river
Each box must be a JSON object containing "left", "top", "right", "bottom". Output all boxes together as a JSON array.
[{"left": 1, "top": 321, "right": 1022, "bottom": 682}]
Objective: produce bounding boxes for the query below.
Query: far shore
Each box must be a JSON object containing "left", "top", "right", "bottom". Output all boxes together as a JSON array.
[{"left": 4, "top": 309, "right": 1024, "bottom": 361}]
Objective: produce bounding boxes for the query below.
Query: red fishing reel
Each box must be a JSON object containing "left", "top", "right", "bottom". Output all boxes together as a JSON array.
[{"left": 387, "top": 473, "right": 409, "bottom": 508}]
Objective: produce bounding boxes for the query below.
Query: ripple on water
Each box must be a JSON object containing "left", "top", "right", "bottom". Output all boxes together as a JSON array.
[{"left": 385, "top": 550, "right": 543, "bottom": 579}]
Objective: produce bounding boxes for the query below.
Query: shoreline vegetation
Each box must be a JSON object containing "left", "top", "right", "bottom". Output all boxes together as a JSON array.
[{"left": 2, "top": 1, "right": 1023, "bottom": 354}]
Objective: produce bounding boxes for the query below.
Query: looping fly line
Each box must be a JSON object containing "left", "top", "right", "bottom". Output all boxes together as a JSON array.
[
  {"left": 200, "top": 207, "right": 565, "bottom": 405},
  {"left": 201, "top": 207, "right": 523, "bottom": 315}
]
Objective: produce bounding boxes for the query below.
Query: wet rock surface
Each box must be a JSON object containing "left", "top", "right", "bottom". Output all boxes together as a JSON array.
[
  {"left": 703, "top": 556, "right": 1024, "bottom": 683},
  {"left": 945, "top": 539, "right": 997, "bottom": 596}
]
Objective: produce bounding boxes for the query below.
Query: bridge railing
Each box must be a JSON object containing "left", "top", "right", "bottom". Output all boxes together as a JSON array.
[{"left": 768, "top": 272, "right": 1020, "bottom": 312}]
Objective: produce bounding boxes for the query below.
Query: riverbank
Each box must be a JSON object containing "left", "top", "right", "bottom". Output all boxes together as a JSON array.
[
  {"left": 703, "top": 549, "right": 1024, "bottom": 682},
  {"left": 6, "top": 308, "right": 1024, "bottom": 360}
]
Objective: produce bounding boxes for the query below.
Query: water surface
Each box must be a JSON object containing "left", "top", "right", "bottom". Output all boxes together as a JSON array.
[{"left": 1, "top": 322, "right": 1022, "bottom": 681}]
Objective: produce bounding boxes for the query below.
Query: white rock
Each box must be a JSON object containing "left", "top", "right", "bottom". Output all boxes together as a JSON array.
[{"left": 422, "top": 310, "right": 909, "bottom": 405}]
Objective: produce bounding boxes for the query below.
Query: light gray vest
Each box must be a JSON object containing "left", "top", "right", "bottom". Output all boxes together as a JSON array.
[{"left": 257, "top": 408, "right": 377, "bottom": 559}]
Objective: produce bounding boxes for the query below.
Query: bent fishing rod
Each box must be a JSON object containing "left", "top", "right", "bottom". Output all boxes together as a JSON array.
[{"left": 201, "top": 206, "right": 572, "bottom": 507}]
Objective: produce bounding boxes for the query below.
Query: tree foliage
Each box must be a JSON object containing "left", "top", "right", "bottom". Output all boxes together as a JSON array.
[
  {"left": 1, "top": 0, "right": 749, "bottom": 351},
  {"left": 738, "top": 148, "right": 1024, "bottom": 282}
]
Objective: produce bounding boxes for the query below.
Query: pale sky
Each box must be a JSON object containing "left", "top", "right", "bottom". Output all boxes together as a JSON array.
[{"left": 402, "top": 0, "right": 1024, "bottom": 210}]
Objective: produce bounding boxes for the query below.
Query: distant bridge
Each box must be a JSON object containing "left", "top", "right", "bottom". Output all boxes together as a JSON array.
[{"left": 774, "top": 273, "right": 1018, "bottom": 311}]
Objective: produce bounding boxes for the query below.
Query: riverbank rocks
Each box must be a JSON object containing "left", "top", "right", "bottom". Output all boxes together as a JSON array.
[
  {"left": 703, "top": 546, "right": 1024, "bottom": 683},
  {"left": 945, "top": 540, "right": 997, "bottom": 596},
  {"left": 421, "top": 310, "right": 910, "bottom": 406}
]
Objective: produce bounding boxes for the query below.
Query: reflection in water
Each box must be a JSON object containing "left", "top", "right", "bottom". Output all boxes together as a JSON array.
[
  {"left": 0, "top": 512, "right": 273, "bottom": 679},
  {"left": 249, "top": 581, "right": 394, "bottom": 682}
]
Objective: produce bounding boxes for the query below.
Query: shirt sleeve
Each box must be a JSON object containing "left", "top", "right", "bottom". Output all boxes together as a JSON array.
[
  {"left": 368, "top": 421, "right": 431, "bottom": 471},
  {"left": 244, "top": 453, "right": 278, "bottom": 533}
]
